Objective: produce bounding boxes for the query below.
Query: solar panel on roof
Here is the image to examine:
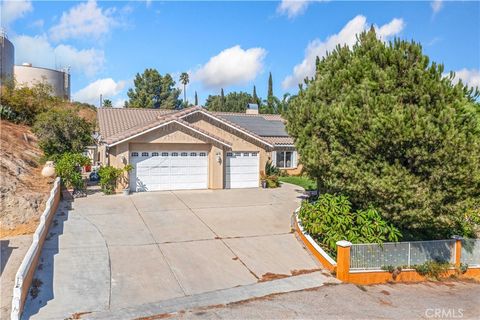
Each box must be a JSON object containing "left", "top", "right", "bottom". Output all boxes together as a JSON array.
[{"left": 219, "top": 115, "right": 289, "bottom": 137}]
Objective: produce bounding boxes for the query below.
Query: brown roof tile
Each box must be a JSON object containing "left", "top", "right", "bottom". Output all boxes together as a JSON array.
[{"left": 98, "top": 107, "right": 291, "bottom": 147}]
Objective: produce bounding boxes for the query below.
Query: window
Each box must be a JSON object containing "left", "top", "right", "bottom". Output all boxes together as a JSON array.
[
  {"left": 131, "top": 152, "right": 139, "bottom": 157},
  {"left": 226, "top": 152, "right": 233, "bottom": 157},
  {"left": 162, "top": 152, "right": 168, "bottom": 157},
  {"left": 141, "top": 152, "right": 149, "bottom": 157},
  {"left": 181, "top": 152, "right": 188, "bottom": 157},
  {"left": 234, "top": 152, "right": 241, "bottom": 157},
  {"left": 243, "top": 153, "right": 249, "bottom": 157},
  {"left": 152, "top": 152, "right": 159, "bottom": 157},
  {"left": 251, "top": 152, "right": 258, "bottom": 157},
  {"left": 190, "top": 152, "right": 197, "bottom": 156},
  {"left": 199, "top": 152, "right": 207, "bottom": 157},
  {"left": 275, "top": 151, "right": 295, "bottom": 168},
  {"left": 172, "top": 152, "right": 178, "bottom": 157}
]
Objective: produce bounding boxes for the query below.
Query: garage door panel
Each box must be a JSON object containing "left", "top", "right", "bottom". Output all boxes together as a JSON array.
[
  {"left": 225, "top": 152, "right": 259, "bottom": 189},
  {"left": 131, "top": 151, "right": 208, "bottom": 191}
]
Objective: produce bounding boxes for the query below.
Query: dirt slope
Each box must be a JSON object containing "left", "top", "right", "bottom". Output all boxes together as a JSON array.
[{"left": 0, "top": 120, "right": 51, "bottom": 238}]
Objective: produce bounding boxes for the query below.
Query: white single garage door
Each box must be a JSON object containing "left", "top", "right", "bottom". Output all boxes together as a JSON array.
[
  {"left": 130, "top": 151, "right": 208, "bottom": 191},
  {"left": 225, "top": 151, "right": 259, "bottom": 188}
]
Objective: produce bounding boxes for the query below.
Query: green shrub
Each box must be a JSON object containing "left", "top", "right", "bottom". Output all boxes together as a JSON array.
[
  {"left": 99, "top": 166, "right": 124, "bottom": 195},
  {"left": 265, "top": 160, "right": 280, "bottom": 176},
  {"left": 298, "top": 193, "right": 402, "bottom": 257},
  {"left": 55, "top": 153, "right": 90, "bottom": 190},
  {"left": 413, "top": 260, "right": 451, "bottom": 280},
  {"left": 33, "top": 109, "right": 93, "bottom": 158}
]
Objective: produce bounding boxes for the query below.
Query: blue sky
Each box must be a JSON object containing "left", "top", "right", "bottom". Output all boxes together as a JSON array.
[{"left": 2, "top": 0, "right": 479, "bottom": 107}]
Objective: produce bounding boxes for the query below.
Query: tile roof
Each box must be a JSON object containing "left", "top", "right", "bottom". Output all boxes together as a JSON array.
[
  {"left": 97, "top": 107, "right": 293, "bottom": 147},
  {"left": 263, "top": 136, "right": 295, "bottom": 146}
]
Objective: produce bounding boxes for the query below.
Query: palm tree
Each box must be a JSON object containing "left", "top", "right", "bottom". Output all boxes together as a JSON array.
[
  {"left": 103, "top": 99, "right": 113, "bottom": 108},
  {"left": 179, "top": 72, "right": 189, "bottom": 105}
]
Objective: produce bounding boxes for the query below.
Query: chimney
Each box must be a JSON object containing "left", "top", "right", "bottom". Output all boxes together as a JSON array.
[{"left": 246, "top": 103, "right": 259, "bottom": 115}]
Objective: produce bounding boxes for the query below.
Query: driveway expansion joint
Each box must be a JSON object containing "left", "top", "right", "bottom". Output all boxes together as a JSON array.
[{"left": 128, "top": 195, "right": 188, "bottom": 297}]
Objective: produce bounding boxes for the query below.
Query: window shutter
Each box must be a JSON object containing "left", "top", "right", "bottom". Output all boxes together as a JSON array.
[
  {"left": 271, "top": 151, "right": 277, "bottom": 167},
  {"left": 292, "top": 151, "right": 297, "bottom": 168}
]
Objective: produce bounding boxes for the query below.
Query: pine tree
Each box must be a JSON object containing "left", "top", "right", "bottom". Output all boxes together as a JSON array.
[
  {"left": 286, "top": 29, "right": 480, "bottom": 240},
  {"left": 194, "top": 91, "right": 198, "bottom": 105},
  {"left": 252, "top": 85, "right": 261, "bottom": 107},
  {"left": 126, "top": 69, "right": 181, "bottom": 109}
]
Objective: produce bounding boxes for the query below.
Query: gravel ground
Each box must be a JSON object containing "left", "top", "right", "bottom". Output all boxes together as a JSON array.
[{"left": 172, "top": 280, "right": 480, "bottom": 320}]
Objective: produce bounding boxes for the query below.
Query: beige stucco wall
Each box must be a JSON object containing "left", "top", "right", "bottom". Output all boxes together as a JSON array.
[{"left": 106, "top": 123, "right": 226, "bottom": 190}]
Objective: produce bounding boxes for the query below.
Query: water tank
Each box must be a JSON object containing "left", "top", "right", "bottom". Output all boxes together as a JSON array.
[
  {"left": 0, "top": 32, "right": 15, "bottom": 86},
  {"left": 14, "top": 64, "right": 71, "bottom": 100}
]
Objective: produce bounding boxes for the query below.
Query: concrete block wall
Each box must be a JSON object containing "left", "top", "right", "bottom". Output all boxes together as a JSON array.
[{"left": 11, "top": 177, "right": 61, "bottom": 320}]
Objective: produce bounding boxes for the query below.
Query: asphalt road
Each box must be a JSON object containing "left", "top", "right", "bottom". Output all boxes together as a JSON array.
[{"left": 174, "top": 280, "right": 480, "bottom": 320}]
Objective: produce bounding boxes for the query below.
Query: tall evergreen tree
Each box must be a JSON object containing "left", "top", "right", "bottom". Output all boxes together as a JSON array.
[
  {"left": 286, "top": 29, "right": 480, "bottom": 240},
  {"left": 267, "top": 72, "right": 273, "bottom": 100},
  {"left": 220, "top": 88, "right": 225, "bottom": 109},
  {"left": 194, "top": 91, "right": 198, "bottom": 105},
  {"left": 252, "top": 85, "right": 261, "bottom": 106},
  {"left": 263, "top": 72, "right": 275, "bottom": 113},
  {"left": 126, "top": 69, "right": 181, "bottom": 109}
]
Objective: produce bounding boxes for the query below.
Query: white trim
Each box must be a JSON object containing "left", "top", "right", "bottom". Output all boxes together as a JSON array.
[
  {"left": 107, "top": 120, "right": 232, "bottom": 148},
  {"left": 180, "top": 110, "right": 274, "bottom": 148},
  {"left": 295, "top": 207, "right": 337, "bottom": 266}
]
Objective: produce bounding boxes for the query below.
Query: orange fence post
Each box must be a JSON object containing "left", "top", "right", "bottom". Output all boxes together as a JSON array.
[
  {"left": 336, "top": 240, "right": 352, "bottom": 282},
  {"left": 452, "top": 235, "right": 462, "bottom": 268}
]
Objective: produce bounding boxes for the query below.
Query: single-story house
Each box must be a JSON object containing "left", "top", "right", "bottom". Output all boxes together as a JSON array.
[{"left": 96, "top": 105, "right": 301, "bottom": 192}]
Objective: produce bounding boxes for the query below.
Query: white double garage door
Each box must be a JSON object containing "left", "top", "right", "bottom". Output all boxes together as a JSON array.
[{"left": 130, "top": 150, "right": 259, "bottom": 191}]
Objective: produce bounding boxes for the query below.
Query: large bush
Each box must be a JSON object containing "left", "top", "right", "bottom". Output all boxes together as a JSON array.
[
  {"left": 299, "top": 194, "right": 401, "bottom": 256},
  {"left": 33, "top": 109, "right": 93, "bottom": 158},
  {"left": 55, "top": 153, "right": 90, "bottom": 190},
  {"left": 0, "top": 82, "right": 58, "bottom": 124},
  {"left": 287, "top": 29, "right": 480, "bottom": 240}
]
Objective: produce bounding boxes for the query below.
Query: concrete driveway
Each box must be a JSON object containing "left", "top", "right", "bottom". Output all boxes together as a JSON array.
[{"left": 23, "top": 184, "right": 320, "bottom": 319}]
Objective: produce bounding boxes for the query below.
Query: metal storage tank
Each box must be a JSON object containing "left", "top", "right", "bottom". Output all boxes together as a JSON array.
[
  {"left": 0, "top": 31, "right": 15, "bottom": 86},
  {"left": 14, "top": 63, "right": 71, "bottom": 100}
]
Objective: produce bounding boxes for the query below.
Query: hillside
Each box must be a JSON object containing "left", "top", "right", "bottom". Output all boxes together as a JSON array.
[{"left": 0, "top": 120, "right": 51, "bottom": 237}]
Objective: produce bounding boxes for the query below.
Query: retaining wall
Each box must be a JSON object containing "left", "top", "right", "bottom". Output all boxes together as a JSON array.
[
  {"left": 10, "top": 177, "right": 61, "bottom": 320},
  {"left": 294, "top": 207, "right": 337, "bottom": 272}
]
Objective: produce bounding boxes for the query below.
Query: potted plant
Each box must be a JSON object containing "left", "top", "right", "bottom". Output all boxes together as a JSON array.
[{"left": 260, "top": 171, "right": 267, "bottom": 188}]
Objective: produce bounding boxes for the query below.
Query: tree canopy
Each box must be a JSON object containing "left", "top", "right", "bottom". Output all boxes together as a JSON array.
[
  {"left": 125, "top": 68, "right": 181, "bottom": 109},
  {"left": 33, "top": 109, "right": 93, "bottom": 158},
  {"left": 286, "top": 29, "right": 480, "bottom": 240},
  {"left": 205, "top": 91, "right": 254, "bottom": 112}
]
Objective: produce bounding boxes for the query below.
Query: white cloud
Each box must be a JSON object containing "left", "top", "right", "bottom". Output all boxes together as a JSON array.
[
  {"left": 12, "top": 34, "right": 105, "bottom": 77},
  {"left": 277, "top": 0, "right": 310, "bottom": 19},
  {"left": 49, "top": 0, "right": 117, "bottom": 41},
  {"left": 282, "top": 15, "right": 405, "bottom": 89},
  {"left": 375, "top": 18, "right": 405, "bottom": 40},
  {"left": 73, "top": 78, "right": 126, "bottom": 105},
  {"left": 452, "top": 69, "right": 480, "bottom": 89},
  {"left": 431, "top": 0, "right": 443, "bottom": 14},
  {"left": 277, "top": 0, "right": 327, "bottom": 19},
  {"left": 1, "top": 0, "right": 33, "bottom": 27},
  {"left": 193, "top": 45, "right": 267, "bottom": 89}
]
